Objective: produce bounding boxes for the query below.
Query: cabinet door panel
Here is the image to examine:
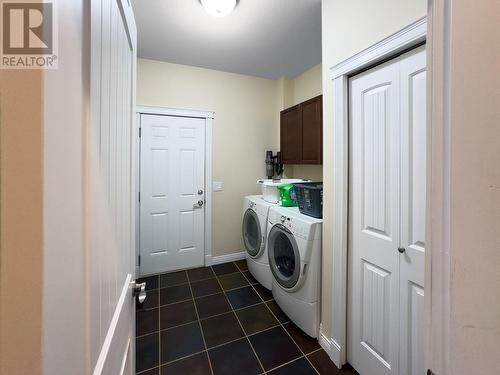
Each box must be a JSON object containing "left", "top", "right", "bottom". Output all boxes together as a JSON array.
[
  {"left": 301, "top": 96, "right": 323, "bottom": 164},
  {"left": 280, "top": 105, "right": 302, "bottom": 164}
]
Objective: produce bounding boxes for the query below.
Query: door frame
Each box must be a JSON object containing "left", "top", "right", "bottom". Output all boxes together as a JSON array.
[
  {"left": 327, "top": 17, "right": 427, "bottom": 368},
  {"left": 135, "top": 106, "right": 214, "bottom": 276}
]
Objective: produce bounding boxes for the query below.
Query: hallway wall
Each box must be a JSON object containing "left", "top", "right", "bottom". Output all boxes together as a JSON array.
[
  {"left": 0, "top": 67, "right": 43, "bottom": 375},
  {"left": 447, "top": 0, "right": 500, "bottom": 373}
]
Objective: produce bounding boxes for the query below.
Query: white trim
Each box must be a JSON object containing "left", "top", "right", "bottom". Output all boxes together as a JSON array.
[
  {"left": 116, "top": 0, "right": 137, "bottom": 51},
  {"left": 330, "top": 17, "right": 427, "bottom": 79},
  {"left": 210, "top": 251, "right": 246, "bottom": 266},
  {"left": 134, "top": 112, "right": 141, "bottom": 277},
  {"left": 135, "top": 106, "right": 214, "bottom": 272},
  {"left": 92, "top": 274, "right": 132, "bottom": 375},
  {"left": 205, "top": 254, "right": 213, "bottom": 267},
  {"left": 425, "top": 1, "right": 451, "bottom": 374},
  {"left": 136, "top": 105, "right": 214, "bottom": 120},
  {"left": 118, "top": 338, "right": 131, "bottom": 375},
  {"left": 329, "top": 338, "right": 342, "bottom": 365},
  {"left": 318, "top": 329, "right": 331, "bottom": 352},
  {"left": 319, "top": 324, "right": 339, "bottom": 363},
  {"left": 329, "top": 18, "right": 427, "bottom": 368},
  {"left": 318, "top": 325, "right": 343, "bottom": 369},
  {"left": 204, "top": 117, "right": 214, "bottom": 267}
]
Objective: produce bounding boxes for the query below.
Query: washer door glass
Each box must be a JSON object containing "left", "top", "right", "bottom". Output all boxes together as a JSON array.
[
  {"left": 268, "top": 225, "right": 300, "bottom": 289},
  {"left": 242, "top": 209, "right": 262, "bottom": 257}
]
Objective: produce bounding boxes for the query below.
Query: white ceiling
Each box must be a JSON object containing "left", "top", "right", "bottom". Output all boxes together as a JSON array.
[{"left": 132, "top": 0, "right": 322, "bottom": 79}]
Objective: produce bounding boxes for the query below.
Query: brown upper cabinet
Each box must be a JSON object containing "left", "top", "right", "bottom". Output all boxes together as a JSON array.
[{"left": 280, "top": 95, "right": 323, "bottom": 165}]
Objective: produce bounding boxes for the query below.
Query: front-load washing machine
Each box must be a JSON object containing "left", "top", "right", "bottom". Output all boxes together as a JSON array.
[
  {"left": 242, "top": 195, "right": 274, "bottom": 290},
  {"left": 267, "top": 206, "right": 323, "bottom": 338}
]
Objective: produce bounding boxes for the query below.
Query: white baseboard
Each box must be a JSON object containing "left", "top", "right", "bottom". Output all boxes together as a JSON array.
[
  {"left": 205, "top": 254, "right": 213, "bottom": 266},
  {"left": 318, "top": 324, "right": 332, "bottom": 354},
  {"left": 330, "top": 337, "right": 343, "bottom": 367},
  {"left": 319, "top": 324, "right": 343, "bottom": 368},
  {"left": 209, "top": 251, "right": 246, "bottom": 266}
]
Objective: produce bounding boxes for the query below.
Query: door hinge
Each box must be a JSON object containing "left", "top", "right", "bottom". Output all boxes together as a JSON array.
[
  {"left": 139, "top": 127, "right": 142, "bottom": 138},
  {"left": 138, "top": 191, "right": 141, "bottom": 202},
  {"left": 138, "top": 255, "right": 141, "bottom": 266}
]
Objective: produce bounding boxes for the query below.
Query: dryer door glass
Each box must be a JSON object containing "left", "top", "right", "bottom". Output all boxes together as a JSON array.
[
  {"left": 268, "top": 225, "right": 301, "bottom": 289},
  {"left": 242, "top": 209, "right": 262, "bottom": 257}
]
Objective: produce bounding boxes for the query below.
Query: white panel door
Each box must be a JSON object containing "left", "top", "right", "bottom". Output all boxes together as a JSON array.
[
  {"left": 89, "top": 0, "right": 137, "bottom": 374},
  {"left": 140, "top": 114, "right": 206, "bottom": 275},
  {"left": 348, "top": 46, "right": 426, "bottom": 375},
  {"left": 348, "top": 59, "right": 401, "bottom": 375},
  {"left": 399, "top": 46, "right": 427, "bottom": 375}
]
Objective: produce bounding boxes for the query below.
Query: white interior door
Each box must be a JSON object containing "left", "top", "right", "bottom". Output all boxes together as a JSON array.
[
  {"left": 140, "top": 114, "right": 206, "bottom": 275},
  {"left": 398, "top": 46, "right": 427, "bottom": 375},
  {"left": 348, "top": 46, "right": 426, "bottom": 375},
  {"left": 89, "top": 0, "right": 137, "bottom": 374},
  {"left": 348, "top": 59, "right": 402, "bottom": 375}
]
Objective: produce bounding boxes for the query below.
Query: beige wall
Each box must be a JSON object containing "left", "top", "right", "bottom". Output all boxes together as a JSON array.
[
  {"left": 320, "top": 0, "right": 426, "bottom": 337},
  {"left": 293, "top": 63, "right": 322, "bottom": 104},
  {"left": 137, "top": 59, "right": 280, "bottom": 257},
  {"left": 448, "top": 0, "right": 500, "bottom": 373},
  {"left": 137, "top": 60, "right": 326, "bottom": 257},
  {"left": 284, "top": 63, "right": 324, "bottom": 181}
]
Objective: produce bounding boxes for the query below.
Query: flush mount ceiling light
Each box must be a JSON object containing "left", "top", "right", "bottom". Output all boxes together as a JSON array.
[{"left": 200, "top": 0, "right": 238, "bottom": 17}]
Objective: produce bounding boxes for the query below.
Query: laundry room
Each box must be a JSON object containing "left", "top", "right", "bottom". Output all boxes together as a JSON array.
[{"left": 133, "top": 1, "right": 427, "bottom": 374}]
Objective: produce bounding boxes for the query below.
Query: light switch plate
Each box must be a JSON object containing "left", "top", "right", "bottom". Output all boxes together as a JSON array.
[{"left": 213, "top": 181, "right": 223, "bottom": 192}]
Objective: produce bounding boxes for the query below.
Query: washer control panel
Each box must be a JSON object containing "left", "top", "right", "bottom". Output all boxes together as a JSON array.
[{"left": 269, "top": 210, "right": 309, "bottom": 240}]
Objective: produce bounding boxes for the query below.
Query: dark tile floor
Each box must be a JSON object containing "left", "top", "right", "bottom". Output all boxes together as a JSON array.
[{"left": 136, "top": 260, "right": 358, "bottom": 375}]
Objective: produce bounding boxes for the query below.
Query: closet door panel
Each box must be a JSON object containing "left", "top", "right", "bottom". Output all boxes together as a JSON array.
[
  {"left": 348, "top": 59, "right": 401, "bottom": 375},
  {"left": 399, "top": 46, "right": 427, "bottom": 375}
]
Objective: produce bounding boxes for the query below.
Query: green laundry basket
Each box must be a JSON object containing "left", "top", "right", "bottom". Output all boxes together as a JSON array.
[{"left": 277, "top": 184, "right": 298, "bottom": 207}]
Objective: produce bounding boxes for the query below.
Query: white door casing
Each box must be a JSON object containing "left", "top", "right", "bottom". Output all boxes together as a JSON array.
[
  {"left": 139, "top": 114, "right": 206, "bottom": 275},
  {"left": 89, "top": 0, "right": 137, "bottom": 374},
  {"left": 348, "top": 58, "right": 402, "bottom": 375},
  {"left": 348, "top": 46, "right": 426, "bottom": 375}
]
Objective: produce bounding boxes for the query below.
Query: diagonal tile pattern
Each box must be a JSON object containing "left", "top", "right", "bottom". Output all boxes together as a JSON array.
[{"left": 136, "top": 261, "right": 359, "bottom": 375}]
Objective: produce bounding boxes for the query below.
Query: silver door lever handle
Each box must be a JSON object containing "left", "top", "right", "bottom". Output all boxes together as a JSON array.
[
  {"left": 193, "top": 200, "right": 204, "bottom": 208},
  {"left": 132, "top": 281, "right": 146, "bottom": 303}
]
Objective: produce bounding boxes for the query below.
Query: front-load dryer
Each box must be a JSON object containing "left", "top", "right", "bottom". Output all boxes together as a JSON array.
[
  {"left": 242, "top": 195, "right": 274, "bottom": 290},
  {"left": 267, "top": 206, "right": 323, "bottom": 338}
]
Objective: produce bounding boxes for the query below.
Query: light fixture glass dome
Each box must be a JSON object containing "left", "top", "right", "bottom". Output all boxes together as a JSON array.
[{"left": 200, "top": 0, "right": 237, "bottom": 17}]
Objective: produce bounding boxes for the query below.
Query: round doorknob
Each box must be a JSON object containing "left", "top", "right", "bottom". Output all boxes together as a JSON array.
[{"left": 398, "top": 247, "right": 406, "bottom": 254}]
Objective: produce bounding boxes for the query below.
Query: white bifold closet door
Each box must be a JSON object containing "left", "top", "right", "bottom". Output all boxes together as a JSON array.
[{"left": 348, "top": 46, "right": 426, "bottom": 375}]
